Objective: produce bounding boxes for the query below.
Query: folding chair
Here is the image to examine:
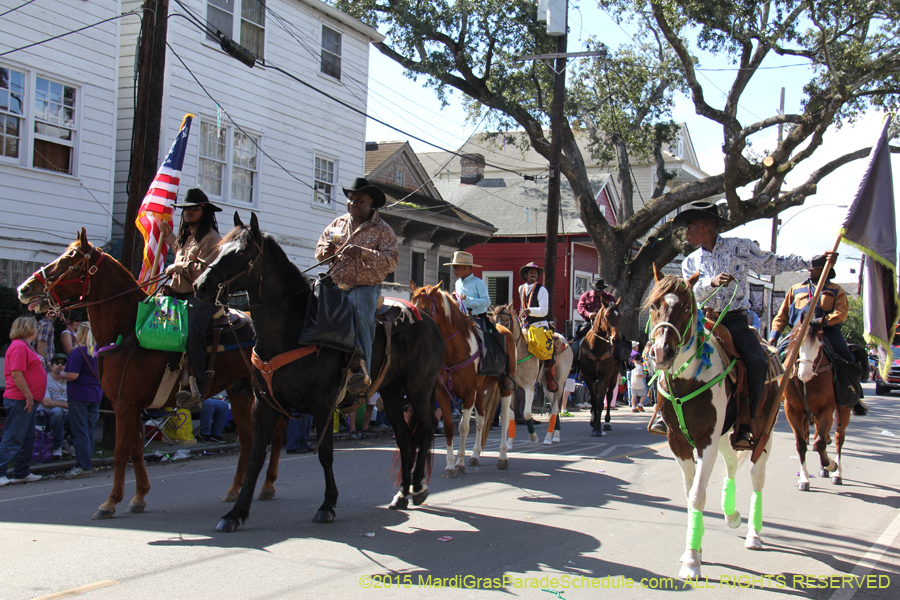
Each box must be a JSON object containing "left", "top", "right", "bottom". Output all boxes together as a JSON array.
[{"left": 142, "top": 409, "right": 176, "bottom": 447}]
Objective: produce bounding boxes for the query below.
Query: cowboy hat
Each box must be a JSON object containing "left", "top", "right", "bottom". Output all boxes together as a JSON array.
[
  {"left": 591, "top": 279, "right": 608, "bottom": 291},
  {"left": 443, "top": 251, "right": 481, "bottom": 268},
  {"left": 810, "top": 254, "right": 837, "bottom": 280},
  {"left": 173, "top": 188, "right": 223, "bottom": 212},
  {"left": 342, "top": 177, "right": 386, "bottom": 209},
  {"left": 672, "top": 201, "right": 729, "bottom": 228},
  {"left": 519, "top": 262, "right": 544, "bottom": 280}
]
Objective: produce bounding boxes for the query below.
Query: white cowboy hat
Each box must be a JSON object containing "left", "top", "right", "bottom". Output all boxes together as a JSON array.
[{"left": 443, "top": 251, "right": 481, "bottom": 268}]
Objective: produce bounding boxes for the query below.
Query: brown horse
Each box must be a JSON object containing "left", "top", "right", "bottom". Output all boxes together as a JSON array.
[
  {"left": 410, "top": 283, "right": 516, "bottom": 475},
  {"left": 783, "top": 320, "right": 851, "bottom": 490},
  {"left": 579, "top": 299, "right": 623, "bottom": 437},
  {"left": 17, "top": 229, "right": 283, "bottom": 519}
]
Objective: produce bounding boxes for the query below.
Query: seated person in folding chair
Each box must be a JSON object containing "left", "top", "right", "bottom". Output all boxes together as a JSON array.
[
  {"left": 445, "top": 251, "right": 514, "bottom": 391},
  {"left": 38, "top": 353, "right": 71, "bottom": 458},
  {"left": 195, "top": 395, "right": 229, "bottom": 443}
]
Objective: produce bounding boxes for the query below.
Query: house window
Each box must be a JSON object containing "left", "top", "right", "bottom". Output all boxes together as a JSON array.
[
  {"left": 0, "top": 258, "right": 44, "bottom": 288},
  {"left": 314, "top": 156, "right": 335, "bottom": 206},
  {"left": 207, "top": 0, "right": 266, "bottom": 59},
  {"left": 411, "top": 251, "right": 425, "bottom": 287},
  {"left": 574, "top": 273, "right": 592, "bottom": 299},
  {"left": 437, "top": 256, "right": 451, "bottom": 291},
  {"left": 483, "top": 271, "right": 513, "bottom": 306},
  {"left": 198, "top": 120, "right": 259, "bottom": 205},
  {"left": 396, "top": 169, "right": 404, "bottom": 187},
  {"left": 320, "top": 25, "right": 342, "bottom": 80},
  {"left": 0, "top": 66, "right": 79, "bottom": 174},
  {"left": 0, "top": 67, "right": 25, "bottom": 160}
]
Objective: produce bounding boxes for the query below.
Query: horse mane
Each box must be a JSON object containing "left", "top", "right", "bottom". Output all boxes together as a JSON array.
[
  {"left": 220, "top": 225, "right": 312, "bottom": 294},
  {"left": 643, "top": 274, "right": 694, "bottom": 311},
  {"left": 432, "top": 288, "right": 476, "bottom": 335},
  {"left": 68, "top": 240, "right": 144, "bottom": 291}
]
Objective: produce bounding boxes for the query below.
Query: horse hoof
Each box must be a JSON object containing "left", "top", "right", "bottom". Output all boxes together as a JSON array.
[
  {"left": 798, "top": 481, "right": 809, "bottom": 492},
  {"left": 411, "top": 486, "right": 428, "bottom": 506},
  {"left": 591, "top": 429, "right": 603, "bottom": 437},
  {"left": 819, "top": 469, "right": 828, "bottom": 477},
  {"left": 389, "top": 493, "right": 409, "bottom": 510},
  {"left": 529, "top": 433, "right": 538, "bottom": 444},
  {"left": 832, "top": 476, "right": 843, "bottom": 485},
  {"left": 442, "top": 468, "right": 456, "bottom": 479},
  {"left": 679, "top": 564, "right": 701, "bottom": 581},
  {"left": 222, "top": 492, "right": 238, "bottom": 503},
  {"left": 125, "top": 503, "right": 145, "bottom": 514},
  {"left": 543, "top": 438, "right": 553, "bottom": 445},
  {"left": 602, "top": 423, "right": 612, "bottom": 431},
  {"left": 214, "top": 518, "right": 240, "bottom": 533},
  {"left": 725, "top": 511, "right": 741, "bottom": 529},
  {"left": 497, "top": 459, "right": 509, "bottom": 470},
  {"left": 468, "top": 457, "right": 480, "bottom": 467},
  {"left": 745, "top": 532, "right": 763, "bottom": 550},
  {"left": 92, "top": 508, "right": 115, "bottom": 520},
  {"left": 455, "top": 465, "right": 466, "bottom": 476},
  {"left": 552, "top": 434, "right": 560, "bottom": 443},
  {"left": 257, "top": 489, "right": 276, "bottom": 501},
  {"left": 313, "top": 509, "right": 336, "bottom": 523}
]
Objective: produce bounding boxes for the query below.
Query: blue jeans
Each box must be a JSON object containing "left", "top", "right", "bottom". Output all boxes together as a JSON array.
[
  {"left": 0, "top": 398, "right": 39, "bottom": 479},
  {"left": 199, "top": 398, "right": 228, "bottom": 436},
  {"left": 346, "top": 284, "right": 380, "bottom": 368},
  {"left": 68, "top": 401, "right": 99, "bottom": 471},
  {"left": 286, "top": 414, "right": 312, "bottom": 451},
  {"left": 37, "top": 407, "right": 67, "bottom": 451}
]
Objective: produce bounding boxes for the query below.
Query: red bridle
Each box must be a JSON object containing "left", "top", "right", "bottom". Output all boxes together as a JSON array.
[{"left": 31, "top": 246, "right": 106, "bottom": 311}]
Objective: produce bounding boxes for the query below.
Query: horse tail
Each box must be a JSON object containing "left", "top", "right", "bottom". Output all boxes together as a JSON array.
[{"left": 481, "top": 385, "right": 501, "bottom": 450}]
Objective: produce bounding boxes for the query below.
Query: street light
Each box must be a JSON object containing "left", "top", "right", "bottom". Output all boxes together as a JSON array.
[{"left": 777, "top": 203, "right": 848, "bottom": 234}]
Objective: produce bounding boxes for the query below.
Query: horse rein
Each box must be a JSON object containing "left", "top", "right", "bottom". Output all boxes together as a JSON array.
[{"left": 32, "top": 246, "right": 106, "bottom": 310}]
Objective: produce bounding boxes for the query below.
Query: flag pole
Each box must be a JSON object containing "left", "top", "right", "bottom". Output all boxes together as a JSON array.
[
  {"left": 751, "top": 234, "right": 841, "bottom": 463},
  {"left": 146, "top": 223, "right": 167, "bottom": 294}
]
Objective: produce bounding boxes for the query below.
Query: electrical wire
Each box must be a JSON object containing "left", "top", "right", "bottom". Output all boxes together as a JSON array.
[
  {"left": 0, "top": 0, "right": 38, "bottom": 19},
  {"left": 0, "top": 9, "right": 142, "bottom": 58}
]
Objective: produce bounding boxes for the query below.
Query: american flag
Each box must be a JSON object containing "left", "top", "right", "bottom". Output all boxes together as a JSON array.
[{"left": 136, "top": 114, "right": 194, "bottom": 290}]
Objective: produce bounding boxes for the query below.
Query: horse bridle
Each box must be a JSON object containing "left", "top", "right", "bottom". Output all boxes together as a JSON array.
[
  {"left": 205, "top": 237, "right": 265, "bottom": 307},
  {"left": 650, "top": 291, "right": 696, "bottom": 354},
  {"left": 31, "top": 246, "right": 107, "bottom": 311}
]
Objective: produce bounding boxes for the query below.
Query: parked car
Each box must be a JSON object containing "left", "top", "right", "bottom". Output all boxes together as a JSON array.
[{"left": 873, "top": 329, "right": 900, "bottom": 395}]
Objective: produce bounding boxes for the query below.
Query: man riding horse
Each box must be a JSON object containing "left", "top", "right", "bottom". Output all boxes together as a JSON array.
[
  {"left": 655, "top": 201, "right": 826, "bottom": 449},
  {"left": 576, "top": 279, "right": 632, "bottom": 371},
  {"left": 518, "top": 262, "right": 559, "bottom": 392},
  {"left": 161, "top": 187, "right": 222, "bottom": 409},
  {"left": 444, "top": 252, "right": 514, "bottom": 390},
  {"left": 315, "top": 177, "right": 398, "bottom": 399}
]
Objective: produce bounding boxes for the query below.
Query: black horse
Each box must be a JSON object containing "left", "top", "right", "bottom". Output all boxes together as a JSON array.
[
  {"left": 578, "top": 300, "right": 623, "bottom": 437},
  {"left": 194, "top": 213, "right": 444, "bottom": 530}
]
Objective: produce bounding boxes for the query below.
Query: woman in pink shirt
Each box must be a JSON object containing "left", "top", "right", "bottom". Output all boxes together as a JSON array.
[{"left": 0, "top": 316, "right": 47, "bottom": 486}]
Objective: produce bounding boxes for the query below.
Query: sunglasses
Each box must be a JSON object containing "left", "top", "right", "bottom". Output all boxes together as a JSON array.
[{"left": 52, "top": 361, "right": 66, "bottom": 366}]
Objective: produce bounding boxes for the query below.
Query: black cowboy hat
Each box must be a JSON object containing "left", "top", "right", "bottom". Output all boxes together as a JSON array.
[
  {"left": 173, "top": 187, "right": 223, "bottom": 212},
  {"left": 810, "top": 254, "right": 837, "bottom": 280},
  {"left": 519, "top": 262, "right": 543, "bottom": 280},
  {"left": 592, "top": 279, "right": 607, "bottom": 291},
  {"left": 672, "top": 201, "right": 730, "bottom": 228},
  {"left": 342, "top": 177, "right": 386, "bottom": 209}
]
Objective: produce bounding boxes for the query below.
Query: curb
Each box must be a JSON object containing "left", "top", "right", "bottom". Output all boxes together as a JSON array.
[{"left": 30, "top": 442, "right": 242, "bottom": 476}]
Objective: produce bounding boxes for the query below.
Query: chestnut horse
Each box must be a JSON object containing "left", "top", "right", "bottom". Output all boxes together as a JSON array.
[
  {"left": 491, "top": 304, "right": 573, "bottom": 446},
  {"left": 783, "top": 320, "right": 851, "bottom": 490},
  {"left": 647, "top": 272, "right": 781, "bottom": 580},
  {"left": 17, "top": 229, "right": 283, "bottom": 519},
  {"left": 196, "top": 214, "right": 444, "bottom": 529},
  {"left": 579, "top": 300, "right": 623, "bottom": 437},
  {"left": 410, "top": 283, "right": 516, "bottom": 475}
]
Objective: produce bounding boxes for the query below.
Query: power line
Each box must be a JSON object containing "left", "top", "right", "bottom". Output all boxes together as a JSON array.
[
  {"left": 0, "top": 8, "right": 141, "bottom": 58},
  {"left": 0, "top": 0, "right": 38, "bottom": 19}
]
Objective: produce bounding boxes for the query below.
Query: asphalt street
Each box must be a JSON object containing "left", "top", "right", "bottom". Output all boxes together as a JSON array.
[{"left": 2, "top": 383, "right": 899, "bottom": 600}]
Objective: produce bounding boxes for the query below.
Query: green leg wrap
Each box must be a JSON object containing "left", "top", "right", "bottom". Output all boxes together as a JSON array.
[
  {"left": 750, "top": 491, "right": 762, "bottom": 532},
  {"left": 722, "top": 478, "right": 736, "bottom": 515},
  {"left": 526, "top": 419, "right": 535, "bottom": 434},
  {"left": 687, "top": 508, "right": 704, "bottom": 551}
]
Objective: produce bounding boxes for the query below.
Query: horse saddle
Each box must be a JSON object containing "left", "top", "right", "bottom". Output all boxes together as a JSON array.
[
  {"left": 206, "top": 308, "right": 255, "bottom": 351},
  {"left": 375, "top": 297, "right": 422, "bottom": 332}
]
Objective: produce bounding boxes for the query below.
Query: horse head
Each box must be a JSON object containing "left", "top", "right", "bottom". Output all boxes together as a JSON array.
[
  {"left": 195, "top": 212, "right": 264, "bottom": 304},
  {"left": 410, "top": 281, "right": 448, "bottom": 323},
  {"left": 594, "top": 298, "right": 622, "bottom": 341},
  {"left": 646, "top": 273, "right": 698, "bottom": 370},
  {"left": 492, "top": 304, "right": 518, "bottom": 334},
  {"left": 17, "top": 228, "right": 109, "bottom": 312},
  {"left": 796, "top": 318, "right": 825, "bottom": 382}
]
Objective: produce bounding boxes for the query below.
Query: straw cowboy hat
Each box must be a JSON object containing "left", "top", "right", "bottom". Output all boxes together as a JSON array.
[
  {"left": 173, "top": 187, "right": 223, "bottom": 212},
  {"left": 672, "top": 201, "right": 730, "bottom": 228},
  {"left": 519, "top": 262, "right": 544, "bottom": 280},
  {"left": 342, "top": 177, "right": 387, "bottom": 208},
  {"left": 443, "top": 251, "right": 481, "bottom": 268}
]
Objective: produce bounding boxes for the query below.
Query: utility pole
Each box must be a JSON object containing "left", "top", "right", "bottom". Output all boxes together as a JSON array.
[
  {"left": 766, "top": 87, "right": 786, "bottom": 332},
  {"left": 544, "top": 6, "right": 567, "bottom": 325},
  {"left": 121, "top": 0, "right": 169, "bottom": 276}
]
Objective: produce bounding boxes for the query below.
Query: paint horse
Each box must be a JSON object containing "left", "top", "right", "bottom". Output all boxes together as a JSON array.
[
  {"left": 410, "top": 283, "right": 516, "bottom": 474},
  {"left": 17, "top": 229, "right": 284, "bottom": 519},
  {"left": 647, "top": 272, "right": 782, "bottom": 580},
  {"left": 579, "top": 300, "right": 623, "bottom": 437},
  {"left": 491, "top": 304, "right": 573, "bottom": 446},
  {"left": 783, "top": 320, "right": 852, "bottom": 490}
]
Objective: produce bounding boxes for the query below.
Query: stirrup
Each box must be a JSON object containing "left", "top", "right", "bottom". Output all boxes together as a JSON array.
[{"left": 176, "top": 376, "right": 202, "bottom": 410}]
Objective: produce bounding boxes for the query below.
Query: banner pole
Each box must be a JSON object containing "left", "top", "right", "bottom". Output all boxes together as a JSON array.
[
  {"left": 751, "top": 234, "right": 842, "bottom": 462},
  {"left": 145, "top": 223, "right": 166, "bottom": 294}
]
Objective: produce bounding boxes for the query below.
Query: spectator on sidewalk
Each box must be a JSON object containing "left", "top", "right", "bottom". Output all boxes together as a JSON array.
[
  {"left": 38, "top": 353, "right": 71, "bottom": 459},
  {"left": 59, "top": 323, "right": 102, "bottom": 479},
  {"left": 33, "top": 311, "right": 55, "bottom": 368},
  {"left": 1, "top": 317, "right": 46, "bottom": 486},
  {"left": 286, "top": 414, "right": 313, "bottom": 454},
  {"left": 59, "top": 311, "right": 85, "bottom": 355},
  {"left": 195, "top": 396, "right": 229, "bottom": 443}
]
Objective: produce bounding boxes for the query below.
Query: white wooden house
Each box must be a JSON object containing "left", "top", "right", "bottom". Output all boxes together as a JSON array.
[
  {"left": 114, "top": 0, "right": 384, "bottom": 267},
  {"left": 0, "top": 0, "right": 121, "bottom": 287}
]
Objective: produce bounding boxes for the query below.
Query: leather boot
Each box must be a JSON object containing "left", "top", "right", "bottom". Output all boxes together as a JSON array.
[
  {"left": 545, "top": 361, "right": 559, "bottom": 392},
  {"left": 346, "top": 359, "right": 371, "bottom": 395}
]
